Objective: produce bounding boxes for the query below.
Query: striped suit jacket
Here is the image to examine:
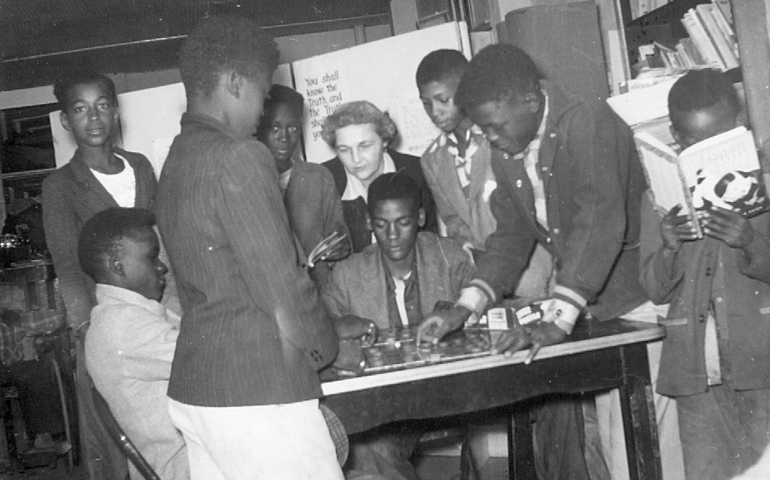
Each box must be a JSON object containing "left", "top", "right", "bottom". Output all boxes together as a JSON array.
[{"left": 156, "top": 113, "right": 338, "bottom": 407}]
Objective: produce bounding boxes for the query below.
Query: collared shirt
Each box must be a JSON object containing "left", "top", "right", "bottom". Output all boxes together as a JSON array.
[
  {"left": 278, "top": 167, "right": 293, "bottom": 193},
  {"left": 513, "top": 91, "right": 550, "bottom": 230},
  {"left": 341, "top": 152, "right": 397, "bottom": 202},
  {"left": 383, "top": 253, "right": 421, "bottom": 327},
  {"left": 439, "top": 125, "right": 484, "bottom": 197}
]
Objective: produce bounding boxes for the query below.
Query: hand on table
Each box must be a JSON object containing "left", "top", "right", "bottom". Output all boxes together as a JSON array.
[
  {"left": 416, "top": 305, "right": 472, "bottom": 346},
  {"left": 334, "top": 315, "right": 378, "bottom": 346},
  {"left": 331, "top": 339, "right": 366, "bottom": 375},
  {"left": 700, "top": 205, "right": 755, "bottom": 251},
  {"left": 492, "top": 321, "right": 567, "bottom": 364},
  {"left": 492, "top": 297, "right": 576, "bottom": 363}
]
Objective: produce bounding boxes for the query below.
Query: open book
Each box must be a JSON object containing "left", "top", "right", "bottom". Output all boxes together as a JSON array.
[
  {"left": 306, "top": 231, "right": 348, "bottom": 269},
  {"left": 635, "top": 126, "right": 769, "bottom": 237}
]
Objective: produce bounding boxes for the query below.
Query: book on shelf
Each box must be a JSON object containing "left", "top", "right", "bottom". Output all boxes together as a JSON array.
[
  {"left": 629, "top": 0, "right": 672, "bottom": 20},
  {"left": 635, "top": 0, "right": 738, "bottom": 74},
  {"left": 635, "top": 126, "right": 768, "bottom": 236},
  {"left": 680, "top": 1, "right": 739, "bottom": 71}
]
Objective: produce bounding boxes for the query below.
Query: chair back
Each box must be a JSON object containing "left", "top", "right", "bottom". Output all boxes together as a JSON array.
[{"left": 91, "top": 387, "right": 161, "bottom": 480}]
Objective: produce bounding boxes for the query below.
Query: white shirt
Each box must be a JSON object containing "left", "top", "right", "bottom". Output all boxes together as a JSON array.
[
  {"left": 90, "top": 153, "right": 136, "bottom": 207},
  {"left": 514, "top": 91, "right": 550, "bottom": 230},
  {"left": 393, "top": 271, "right": 413, "bottom": 326}
]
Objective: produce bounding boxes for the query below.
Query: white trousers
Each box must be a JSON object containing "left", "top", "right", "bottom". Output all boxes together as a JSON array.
[
  {"left": 594, "top": 302, "right": 685, "bottom": 480},
  {"left": 168, "top": 397, "right": 344, "bottom": 480}
]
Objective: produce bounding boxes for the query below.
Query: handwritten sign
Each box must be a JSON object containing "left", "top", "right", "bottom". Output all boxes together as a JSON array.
[{"left": 293, "top": 22, "right": 468, "bottom": 163}]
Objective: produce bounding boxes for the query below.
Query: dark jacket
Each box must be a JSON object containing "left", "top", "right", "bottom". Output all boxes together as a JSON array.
[
  {"left": 284, "top": 158, "right": 349, "bottom": 286},
  {"left": 475, "top": 81, "right": 648, "bottom": 320},
  {"left": 156, "top": 113, "right": 337, "bottom": 407},
  {"left": 640, "top": 195, "right": 770, "bottom": 396},
  {"left": 41, "top": 147, "right": 157, "bottom": 331},
  {"left": 323, "top": 149, "right": 437, "bottom": 253}
]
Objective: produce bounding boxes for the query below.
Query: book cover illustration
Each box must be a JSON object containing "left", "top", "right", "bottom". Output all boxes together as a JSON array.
[
  {"left": 680, "top": 127, "right": 769, "bottom": 217},
  {"left": 635, "top": 126, "right": 769, "bottom": 237}
]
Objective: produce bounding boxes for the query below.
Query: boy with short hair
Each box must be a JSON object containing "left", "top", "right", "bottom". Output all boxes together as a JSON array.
[
  {"left": 640, "top": 69, "right": 770, "bottom": 479},
  {"left": 80, "top": 207, "right": 189, "bottom": 480},
  {"left": 322, "top": 172, "right": 475, "bottom": 480},
  {"left": 44, "top": 69, "right": 161, "bottom": 480},
  {"left": 156, "top": 15, "right": 348, "bottom": 479},
  {"left": 255, "top": 84, "right": 350, "bottom": 286},
  {"left": 417, "top": 49, "right": 553, "bottom": 298}
]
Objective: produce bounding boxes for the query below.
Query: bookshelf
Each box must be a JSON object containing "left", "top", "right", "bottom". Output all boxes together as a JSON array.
[
  {"left": 618, "top": 0, "right": 728, "bottom": 66},
  {"left": 614, "top": 0, "right": 770, "bottom": 186}
]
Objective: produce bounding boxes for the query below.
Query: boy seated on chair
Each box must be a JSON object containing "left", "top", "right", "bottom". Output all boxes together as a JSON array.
[
  {"left": 80, "top": 207, "right": 189, "bottom": 480},
  {"left": 321, "top": 172, "right": 475, "bottom": 480}
]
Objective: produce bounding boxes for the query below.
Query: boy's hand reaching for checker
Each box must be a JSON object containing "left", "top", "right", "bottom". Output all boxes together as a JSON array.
[
  {"left": 329, "top": 316, "right": 377, "bottom": 376},
  {"left": 334, "top": 315, "right": 378, "bottom": 346},
  {"left": 416, "top": 305, "right": 472, "bottom": 346}
]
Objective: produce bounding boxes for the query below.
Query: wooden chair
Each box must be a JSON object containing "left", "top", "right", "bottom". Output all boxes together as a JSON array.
[{"left": 91, "top": 387, "right": 160, "bottom": 480}]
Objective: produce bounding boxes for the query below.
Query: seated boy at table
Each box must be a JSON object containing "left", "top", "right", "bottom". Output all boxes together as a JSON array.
[
  {"left": 321, "top": 172, "right": 475, "bottom": 480},
  {"left": 417, "top": 49, "right": 553, "bottom": 297},
  {"left": 80, "top": 207, "right": 189, "bottom": 480},
  {"left": 639, "top": 69, "right": 770, "bottom": 480}
]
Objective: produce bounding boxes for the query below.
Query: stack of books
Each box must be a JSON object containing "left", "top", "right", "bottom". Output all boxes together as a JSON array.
[
  {"left": 637, "top": 1, "right": 738, "bottom": 72},
  {"left": 681, "top": 2, "right": 739, "bottom": 70}
]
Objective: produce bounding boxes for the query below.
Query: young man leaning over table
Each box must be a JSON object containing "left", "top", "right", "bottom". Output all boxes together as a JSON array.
[{"left": 416, "top": 44, "right": 684, "bottom": 480}]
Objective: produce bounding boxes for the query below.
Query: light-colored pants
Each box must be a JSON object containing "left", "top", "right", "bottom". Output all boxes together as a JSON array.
[
  {"left": 593, "top": 302, "right": 685, "bottom": 480},
  {"left": 168, "top": 397, "right": 344, "bottom": 480}
]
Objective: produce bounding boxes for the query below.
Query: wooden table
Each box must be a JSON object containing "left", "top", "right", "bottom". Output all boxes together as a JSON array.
[{"left": 322, "top": 318, "right": 664, "bottom": 480}]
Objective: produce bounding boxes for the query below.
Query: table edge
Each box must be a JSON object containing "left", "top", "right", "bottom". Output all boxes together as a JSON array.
[{"left": 322, "top": 324, "right": 664, "bottom": 396}]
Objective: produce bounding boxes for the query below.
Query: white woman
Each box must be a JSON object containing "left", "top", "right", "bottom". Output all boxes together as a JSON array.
[{"left": 321, "top": 101, "right": 437, "bottom": 253}]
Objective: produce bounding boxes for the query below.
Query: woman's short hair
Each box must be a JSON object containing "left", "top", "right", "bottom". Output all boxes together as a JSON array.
[{"left": 321, "top": 101, "right": 398, "bottom": 148}]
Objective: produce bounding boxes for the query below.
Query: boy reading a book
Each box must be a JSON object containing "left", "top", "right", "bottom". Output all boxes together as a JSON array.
[
  {"left": 416, "top": 49, "right": 552, "bottom": 297},
  {"left": 640, "top": 68, "right": 770, "bottom": 480},
  {"left": 322, "top": 172, "right": 475, "bottom": 480},
  {"left": 80, "top": 207, "right": 189, "bottom": 480}
]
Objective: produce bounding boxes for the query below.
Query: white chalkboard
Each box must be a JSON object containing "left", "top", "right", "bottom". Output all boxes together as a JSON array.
[{"left": 293, "top": 22, "right": 471, "bottom": 163}]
